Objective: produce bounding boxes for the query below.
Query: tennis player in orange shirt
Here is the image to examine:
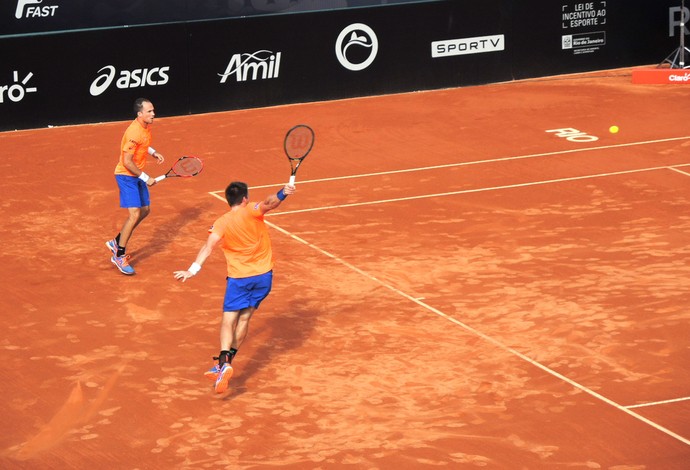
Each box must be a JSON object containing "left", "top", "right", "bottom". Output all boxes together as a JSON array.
[
  {"left": 106, "top": 98, "right": 165, "bottom": 275},
  {"left": 174, "top": 181, "right": 296, "bottom": 393}
]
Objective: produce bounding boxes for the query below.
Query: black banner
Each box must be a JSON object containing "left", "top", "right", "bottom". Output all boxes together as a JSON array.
[
  {"left": 0, "top": 23, "right": 189, "bottom": 130},
  {"left": 0, "top": 0, "right": 430, "bottom": 37},
  {"left": 1, "top": 0, "right": 186, "bottom": 36},
  {"left": 0, "top": 0, "right": 684, "bottom": 131}
]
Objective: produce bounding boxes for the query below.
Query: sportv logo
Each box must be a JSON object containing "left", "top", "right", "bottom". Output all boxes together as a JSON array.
[
  {"left": 90, "top": 65, "right": 170, "bottom": 96},
  {"left": 15, "top": 0, "right": 58, "bottom": 19},
  {"left": 335, "top": 23, "right": 378, "bottom": 71},
  {"left": 432, "top": 34, "right": 505, "bottom": 58},
  {"left": 0, "top": 70, "right": 37, "bottom": 103},
  {"left": 218, "top": 50, "right": 281, "bottom": 83}
]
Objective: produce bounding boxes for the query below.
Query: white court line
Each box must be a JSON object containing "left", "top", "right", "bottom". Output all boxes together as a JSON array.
[
  {"left": 669, "top": 166, "right": 690, "bottom": 177},
  {"left": 208, "top": 153, "right": 690, "bottom": 446},
  {"left": 262, "top": 219, "right": 690, "bottom": 447},
  {"left": 241, "top": 135, "right": 690, "bottom": 190},
  {"left": 626, "top": 396, "right": 690, "bottom": 409},
  {"left": 266, "top": 163, "right": 690, "bottom": 217}
]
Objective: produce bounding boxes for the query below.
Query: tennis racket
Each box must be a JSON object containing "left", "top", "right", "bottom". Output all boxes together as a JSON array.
[
  {"left": 154, "top": 156, "right": 204, "bottom": 182},
  {"left": 283, "top": 124, "right": 314, "bottom": 184}
]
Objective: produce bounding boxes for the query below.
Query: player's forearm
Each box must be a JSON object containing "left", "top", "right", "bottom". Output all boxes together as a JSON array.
[
  {"left": 260, "top": 186, "right": 295, "bottom": 213},
  {"left": 261, "top": 194, "right": 282, "bottom": 211},
  {"left": 194, "top": 242, "right": 215, "bottom": 266}
]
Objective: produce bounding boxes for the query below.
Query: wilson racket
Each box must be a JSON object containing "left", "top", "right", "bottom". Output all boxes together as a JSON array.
[
  {"left": 283, "top": 124, "right": 314, "bottom": 184},
  {"left": 154, "top": 156, "right": 203, "bottom": 182}
]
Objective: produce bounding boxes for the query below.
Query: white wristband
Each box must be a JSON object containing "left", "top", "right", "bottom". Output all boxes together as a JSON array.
[
  {"left": 148, "top": 147, "right": 156, "bottom": 156},
  {"left": 188, "top": 262, "right": 201, "bottom": 275},
  {"left": 138, "top": 172, "right": 150, "bottom": 183}
]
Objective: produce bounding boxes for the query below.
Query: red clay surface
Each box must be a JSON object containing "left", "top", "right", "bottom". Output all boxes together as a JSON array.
[{"left": 1, "top": 67, "right": 689, "bottom": 469}]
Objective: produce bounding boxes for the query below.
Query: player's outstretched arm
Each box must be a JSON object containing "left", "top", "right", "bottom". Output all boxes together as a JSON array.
[
  {"left": 174, "top": 232, "right": 222, "bottom": 282},
  {"left": 259, "top": 184, "right": 296, "bottom": 214}
]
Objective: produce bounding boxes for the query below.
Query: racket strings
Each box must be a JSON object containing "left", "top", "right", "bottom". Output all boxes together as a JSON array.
[
  {"left": 173, "top": 156, "right": 203, "bottom": 177},
  {"left": 284, "top": 126, "right": 314, "bottom": 160}
]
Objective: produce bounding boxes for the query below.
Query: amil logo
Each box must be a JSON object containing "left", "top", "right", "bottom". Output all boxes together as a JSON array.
[{"left": 218, "top": 50, "right": 281, "bottom": 83}]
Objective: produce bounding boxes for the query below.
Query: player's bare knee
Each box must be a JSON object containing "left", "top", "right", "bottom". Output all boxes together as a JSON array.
[{"left": 127, "top": 209, "right": 141, "bottom": 222}]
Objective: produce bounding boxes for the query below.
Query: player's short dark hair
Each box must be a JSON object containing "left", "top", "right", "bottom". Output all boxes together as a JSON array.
[
  {"left": 225, "top": 182, "right": 249, "bottom": 206},
  {"left": 133, "top": 97, "right": 151, "bottom": 115}
]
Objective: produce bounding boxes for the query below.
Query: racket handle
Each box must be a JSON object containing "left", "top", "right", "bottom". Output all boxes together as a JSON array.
[
  {"left": 154, "top": 175, "right": 166, "bottom": 183},
  {"left": 289, "top": 175, "right": 295, "bottom": 185}
]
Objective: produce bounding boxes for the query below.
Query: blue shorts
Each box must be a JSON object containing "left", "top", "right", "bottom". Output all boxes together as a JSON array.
[
  {"left": 223, "top": 271, "right": 273, "bottom": 312},
  {"left": 115, "top": 174, "right": 150, "bottom": 208}
]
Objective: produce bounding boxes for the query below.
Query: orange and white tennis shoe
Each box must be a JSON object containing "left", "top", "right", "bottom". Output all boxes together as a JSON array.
[
  {"left": 204, "top": 364, "right": 220, "bottom": 381},
  {"left": 214, "top": 363, "right": 233, "bottom": 394}
]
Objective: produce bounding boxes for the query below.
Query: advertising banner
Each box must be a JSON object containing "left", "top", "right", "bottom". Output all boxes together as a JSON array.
[
  {"left": 0, "top": 0, "right": 434, "bottom": 37},
  {"left": 1, "top": 0, "right": 186, "bottom": 36},
  {"left": 0, "top": 0, "right": 684, "bottom": 131},
  {"left": 0, "top": 24, "right": 189, "bottom": 130}
]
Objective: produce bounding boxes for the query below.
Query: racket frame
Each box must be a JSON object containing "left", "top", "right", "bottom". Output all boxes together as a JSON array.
[
  {"left": 154, "top": 156, "right": 203, "bottom": 182},
  {"left": 283, "top": 124, "right": 314, "bottom": 184}
]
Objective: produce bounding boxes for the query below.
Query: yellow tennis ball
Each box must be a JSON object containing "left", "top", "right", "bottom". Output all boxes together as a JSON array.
[{"left": 609, "top": 125, "right": 619, "bottom": 134}]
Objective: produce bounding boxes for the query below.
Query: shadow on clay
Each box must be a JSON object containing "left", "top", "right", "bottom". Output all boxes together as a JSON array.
[
  {"left": 134, "top": 204, "right": 209, "bottom": 263},
  {"left": 223, "top": 299, "right": 317, "bottom": 399}
]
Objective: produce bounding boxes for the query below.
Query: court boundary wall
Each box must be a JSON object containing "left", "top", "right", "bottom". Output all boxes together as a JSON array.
[{"left": 0, "top": 0, "right": 684, "bottom": 131}]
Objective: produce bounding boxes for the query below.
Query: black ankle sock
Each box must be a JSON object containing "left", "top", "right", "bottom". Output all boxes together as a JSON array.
[
  {"left": 116, "top": 246, "right": 126, "bottom": 257},
  {"left": 115, "top": 234, "right": 121, "bottom": 245},
  {"left": 219, "top": 350, "right": 231, "bottom": 366}
]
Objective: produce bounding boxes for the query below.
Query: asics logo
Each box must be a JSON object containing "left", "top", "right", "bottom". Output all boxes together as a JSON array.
[{"left": 90, "top": 65, "right": 170, "bottom": 96}]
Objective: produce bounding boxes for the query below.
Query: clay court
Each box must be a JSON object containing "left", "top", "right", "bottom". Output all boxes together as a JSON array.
[{"left": 1, "top": 68, "right": 689, "bottom": 468}]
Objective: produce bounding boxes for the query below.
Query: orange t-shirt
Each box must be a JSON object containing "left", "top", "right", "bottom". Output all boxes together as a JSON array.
[
  {"left": 210, "top": 203, "right": 274, "bottom": 278},
  {"left": 114, "top": 119, "right": 151, "bottom": 176}
]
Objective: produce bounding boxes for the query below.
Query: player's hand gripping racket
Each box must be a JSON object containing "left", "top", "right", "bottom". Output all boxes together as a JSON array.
[
  {"left": 154, "top": 156, "right": 204, "bottom": 182},
  {"left": 284, "top": 124, "right": 314, "bottom": 184}
]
